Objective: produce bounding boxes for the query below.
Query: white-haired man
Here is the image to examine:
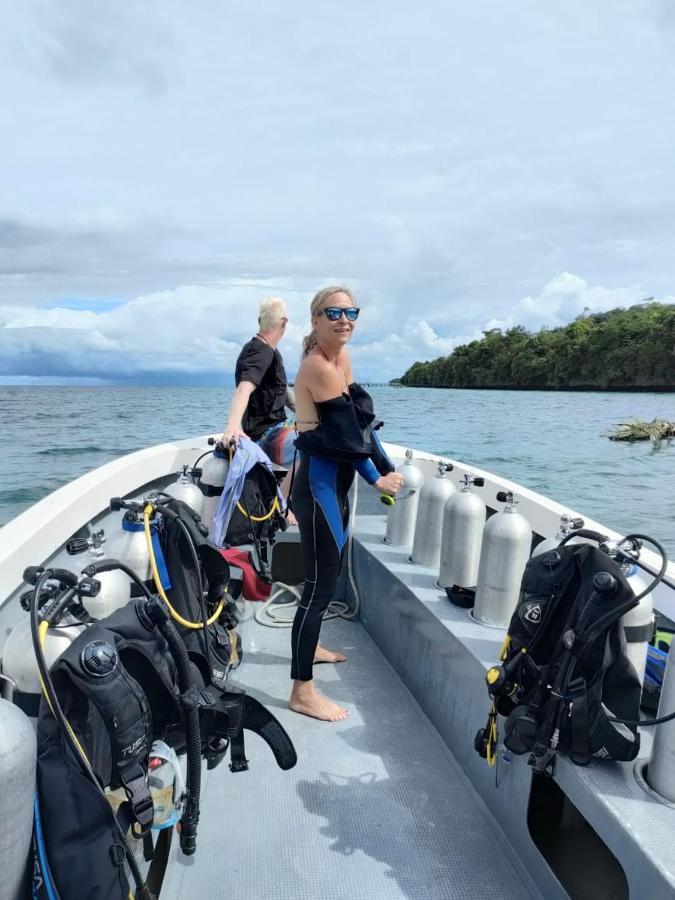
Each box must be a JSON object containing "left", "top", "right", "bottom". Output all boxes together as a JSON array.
[{"left": 221, "top": 297, "right": 292, "bottom": 446}]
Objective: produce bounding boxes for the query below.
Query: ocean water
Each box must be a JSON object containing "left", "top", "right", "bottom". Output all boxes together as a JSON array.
[{"left": 1, "top": 385, "right": 674, "bottom": 556}]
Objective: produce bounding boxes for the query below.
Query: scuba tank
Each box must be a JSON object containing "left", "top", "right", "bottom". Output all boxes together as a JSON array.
[
  {"left": 410, "top": 462, "right": 455, "bottom": 568},
  {"left": 165, "top": 465, "right": 205, "bottom": 519},
  {"left": 600, "top": 538, "right": 655, "bottom": 688},
  {"left": 1, "top": 612, "right": 85, "bottom": 717},
  {"left": 473, "top": 491, "right": 532, "bottom": 628},
  {"left": 199, "top": 440, "right": 230, "bottom": 535},
  {"left": 384, "top": 450, "right": 426, "bottom": 548},
  {"left": 0, "top": 697, "right": 36, "bottom": 900},
  {"left": 531, "top": 513, "right": 585, "bottom": 557},
  {"left": 105, "top": 507, "right": 158, "bottom": 582},
  {"left": 438, "top": 474, "right": 486, "bottom": 608},
  {"left": 66, "top": 528, "right": 131, "bottom": 618}
]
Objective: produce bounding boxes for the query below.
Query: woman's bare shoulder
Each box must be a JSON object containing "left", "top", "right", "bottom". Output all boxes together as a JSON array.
[
  {"left": 297, "top": 353, "right": 332, "bottom": 380},
  {"left": 297, "top": 352, "right": 344, "bottom": 400}
]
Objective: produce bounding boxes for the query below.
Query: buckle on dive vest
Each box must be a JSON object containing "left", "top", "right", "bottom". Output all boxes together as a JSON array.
[{"left": 119, "top": 764, "right": 154, "bottom": 832}]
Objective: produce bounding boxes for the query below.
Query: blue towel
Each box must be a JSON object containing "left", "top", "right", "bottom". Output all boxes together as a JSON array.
[{"left": 211, "top": 437, "right": 285, "bottom": 546}]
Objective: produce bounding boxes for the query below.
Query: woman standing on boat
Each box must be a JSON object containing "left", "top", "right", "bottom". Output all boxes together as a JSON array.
[{"left": 290, "top": 286, "right": 404, "bottom": 721}]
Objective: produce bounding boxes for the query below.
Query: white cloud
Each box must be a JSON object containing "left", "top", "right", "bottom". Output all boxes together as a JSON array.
[
  {"left": 485, "top": 273, "right": 674, "bottom": 333},
  {"left": 6, "top": 273, "right": 668, "bottom": 382},
  {"left": 0, "top": 279, "right": 471, "bottom": 381}
]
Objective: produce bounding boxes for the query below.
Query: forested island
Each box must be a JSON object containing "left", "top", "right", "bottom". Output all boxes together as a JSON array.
[{"left": 400, "top": 302, "right": 675, "bottom": 391}]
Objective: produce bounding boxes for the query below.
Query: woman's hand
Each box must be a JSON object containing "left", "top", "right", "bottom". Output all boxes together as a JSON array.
[{"left": 375, "top": 472, "right": 405, "bottom": 495}]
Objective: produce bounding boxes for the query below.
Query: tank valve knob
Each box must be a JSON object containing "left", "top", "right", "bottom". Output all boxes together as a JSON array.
[
  {"left": 404, "top": 449, "right": 414, "bottom": 462},
  {"left": 66, "top": 538, "right": 90, "bottom": 555},
  {"left": 474, "top": 477, "right": 485, "bottom": 487},
  {"left": 192, "top": 467, "right": 203, "bottom": 479},
  {"left": 110, "top": 497, "right": 123, "bottom": 511},
  {"left": 496, "top": 490, "right": 511, "bottom": 503}
]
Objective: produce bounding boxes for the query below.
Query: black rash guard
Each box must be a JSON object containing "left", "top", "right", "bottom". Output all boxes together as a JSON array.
[{"left": 235, "top": 337, "right": 288, "bottom": 441}]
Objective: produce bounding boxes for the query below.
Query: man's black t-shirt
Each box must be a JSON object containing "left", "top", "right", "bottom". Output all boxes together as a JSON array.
[{"left": 235, "top": 336, "right": 288, "bottom": 441}]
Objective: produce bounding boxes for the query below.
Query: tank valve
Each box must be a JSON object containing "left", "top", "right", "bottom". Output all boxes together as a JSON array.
[
  {"left": 67, "top": 529, "right": 106, "bottom": 556},
  {"left": 496, "top": 490, "right": 519, "bottom": 510},
  {"left": 461, "top": 474, "right": 485, "bottom": 489}
]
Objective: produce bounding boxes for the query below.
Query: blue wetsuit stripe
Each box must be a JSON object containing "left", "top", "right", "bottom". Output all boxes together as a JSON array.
[
  {"left": 355, "top": 457, "right": 379, "bottom": 485},
  {"left": 309, "top": 455, "right": 348, "bottom": 551}
]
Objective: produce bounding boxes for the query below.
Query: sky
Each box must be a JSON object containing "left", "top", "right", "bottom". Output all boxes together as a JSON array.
[{"left": 1, "top": 0, "right": 674, "bottom": 384}]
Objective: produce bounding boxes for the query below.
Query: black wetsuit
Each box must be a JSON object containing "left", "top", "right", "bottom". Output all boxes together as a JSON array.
[{"left": 290, "top": 384, "right": 393, "bottom": 681}]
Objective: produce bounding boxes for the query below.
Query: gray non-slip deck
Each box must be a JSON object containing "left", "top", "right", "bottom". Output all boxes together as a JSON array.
[{"left": 161, "top": 611, "right": 533, "bottom": 900}]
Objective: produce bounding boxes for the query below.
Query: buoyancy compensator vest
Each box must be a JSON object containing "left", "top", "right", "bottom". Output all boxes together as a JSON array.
[
  {"left": 475, "top": 540, "right": 644, "bottom": 775},
  {"left": 31, "top": 594, "right": 193, "bottom": 900},
  {"left": 224, "top": 459, "right": 286, "bottom": 547},
  {"left": 27, "top": 563, "right": 298, "bottom": 900},
  {"left": 154, "top": 496, "right": 242, "bottom": 686}
]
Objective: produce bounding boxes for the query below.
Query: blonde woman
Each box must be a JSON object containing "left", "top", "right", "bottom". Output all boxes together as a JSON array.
[{"left": 289, "top": 287, "right": 404, "bottom": 721}]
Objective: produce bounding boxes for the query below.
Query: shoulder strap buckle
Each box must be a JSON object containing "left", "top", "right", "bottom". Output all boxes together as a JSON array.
[{"left": 119, "top": 763, "right": 154, "bottom": 833}]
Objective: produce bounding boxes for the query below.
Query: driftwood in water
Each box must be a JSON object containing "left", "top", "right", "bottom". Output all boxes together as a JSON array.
[{"left": 607, "top": 419, "right": 675, "bottom": 442}]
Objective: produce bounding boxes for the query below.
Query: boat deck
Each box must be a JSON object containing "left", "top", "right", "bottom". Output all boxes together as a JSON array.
[{"left": 161, "top": 610, "right": 534, "bottom": 900}]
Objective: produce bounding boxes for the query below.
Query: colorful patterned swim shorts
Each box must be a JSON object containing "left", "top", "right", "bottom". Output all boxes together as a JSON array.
[{"left": 257, "top": 419, "right": 297, "bottom": 469}]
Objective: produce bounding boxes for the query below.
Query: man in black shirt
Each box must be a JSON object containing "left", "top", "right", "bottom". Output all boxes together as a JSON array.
[{"left": 221, "top": 297, "right": 292, "bottom": 445}]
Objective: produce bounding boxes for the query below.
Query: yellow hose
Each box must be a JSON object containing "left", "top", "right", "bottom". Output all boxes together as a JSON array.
[
  {"left": 143, "top": 504, "right": 223, "bottom": 630},
  {"left": 227, "top": 446, "right": 280, "bottom": 521}
]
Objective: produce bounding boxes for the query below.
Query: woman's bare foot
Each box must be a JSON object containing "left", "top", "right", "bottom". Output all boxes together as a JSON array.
[
  {"left": 314, "top": 643, "right": 347, "bottom": 664},
  {"left": 286, "top": 509, "right": 298, "bottom": 526},
  {"left": 289, "top": 681, "right": 348, "bottom": 722}
]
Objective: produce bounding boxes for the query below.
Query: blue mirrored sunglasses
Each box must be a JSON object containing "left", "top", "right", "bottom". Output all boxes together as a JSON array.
[{"left": 321, "top": 306, "right": 360, "bottom": 321}]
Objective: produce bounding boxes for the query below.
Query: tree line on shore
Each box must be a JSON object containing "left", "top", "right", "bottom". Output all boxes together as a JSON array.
[{"left": 399, "top": 302, "right": 675, "bottom": 390}]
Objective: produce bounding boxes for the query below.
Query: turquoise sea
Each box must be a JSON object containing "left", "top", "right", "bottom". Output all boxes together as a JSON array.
[{"left": 0, "top": 385, "right": 674, "bottom": 556}]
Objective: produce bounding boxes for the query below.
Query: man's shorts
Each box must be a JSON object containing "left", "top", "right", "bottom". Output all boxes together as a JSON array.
[{"left": 257, "top": 420, "right": 297, "bottom": 469}]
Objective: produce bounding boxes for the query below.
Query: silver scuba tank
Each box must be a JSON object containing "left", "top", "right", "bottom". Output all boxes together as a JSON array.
[
  {"left": 647, "top": 645, "right": 675, "bottom": 803},
  {"left": 199, "top": 443, "right": 230, "bottom": 535},
  {"left": 620, "top": 566, "right": 654, "bottom": 687},
  {"left": 384, "top": 450, "right": 426, "bottom": 548},
  {"left": 66, "top": 529, "right": 131, "bottom": 619},
  {"left": 1, "top": 615, "right": 86, "bottom": 717},
  {"left": 473, "top": 491, "right": 532, "bottom": 628},
  {"left": 165, "top": 465, "right": 205, "bottom": 520},
  {"left": 0, "top": 698, "right": 36, "bottom": 900},
  {"left": 531, "top": 514, "right": 585, "bottom": 557},
  {"left": 600, "top": 540, "right": 655, "bottom": 688},
  {"left": 410, "top": 462, "right": 456, "bottom": 568},
  {"left": 105, "top": 509, "right": 157, "bottom": 583},
  {"left": 438, "top": 474, "right": 486, "bottom": 608}
]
